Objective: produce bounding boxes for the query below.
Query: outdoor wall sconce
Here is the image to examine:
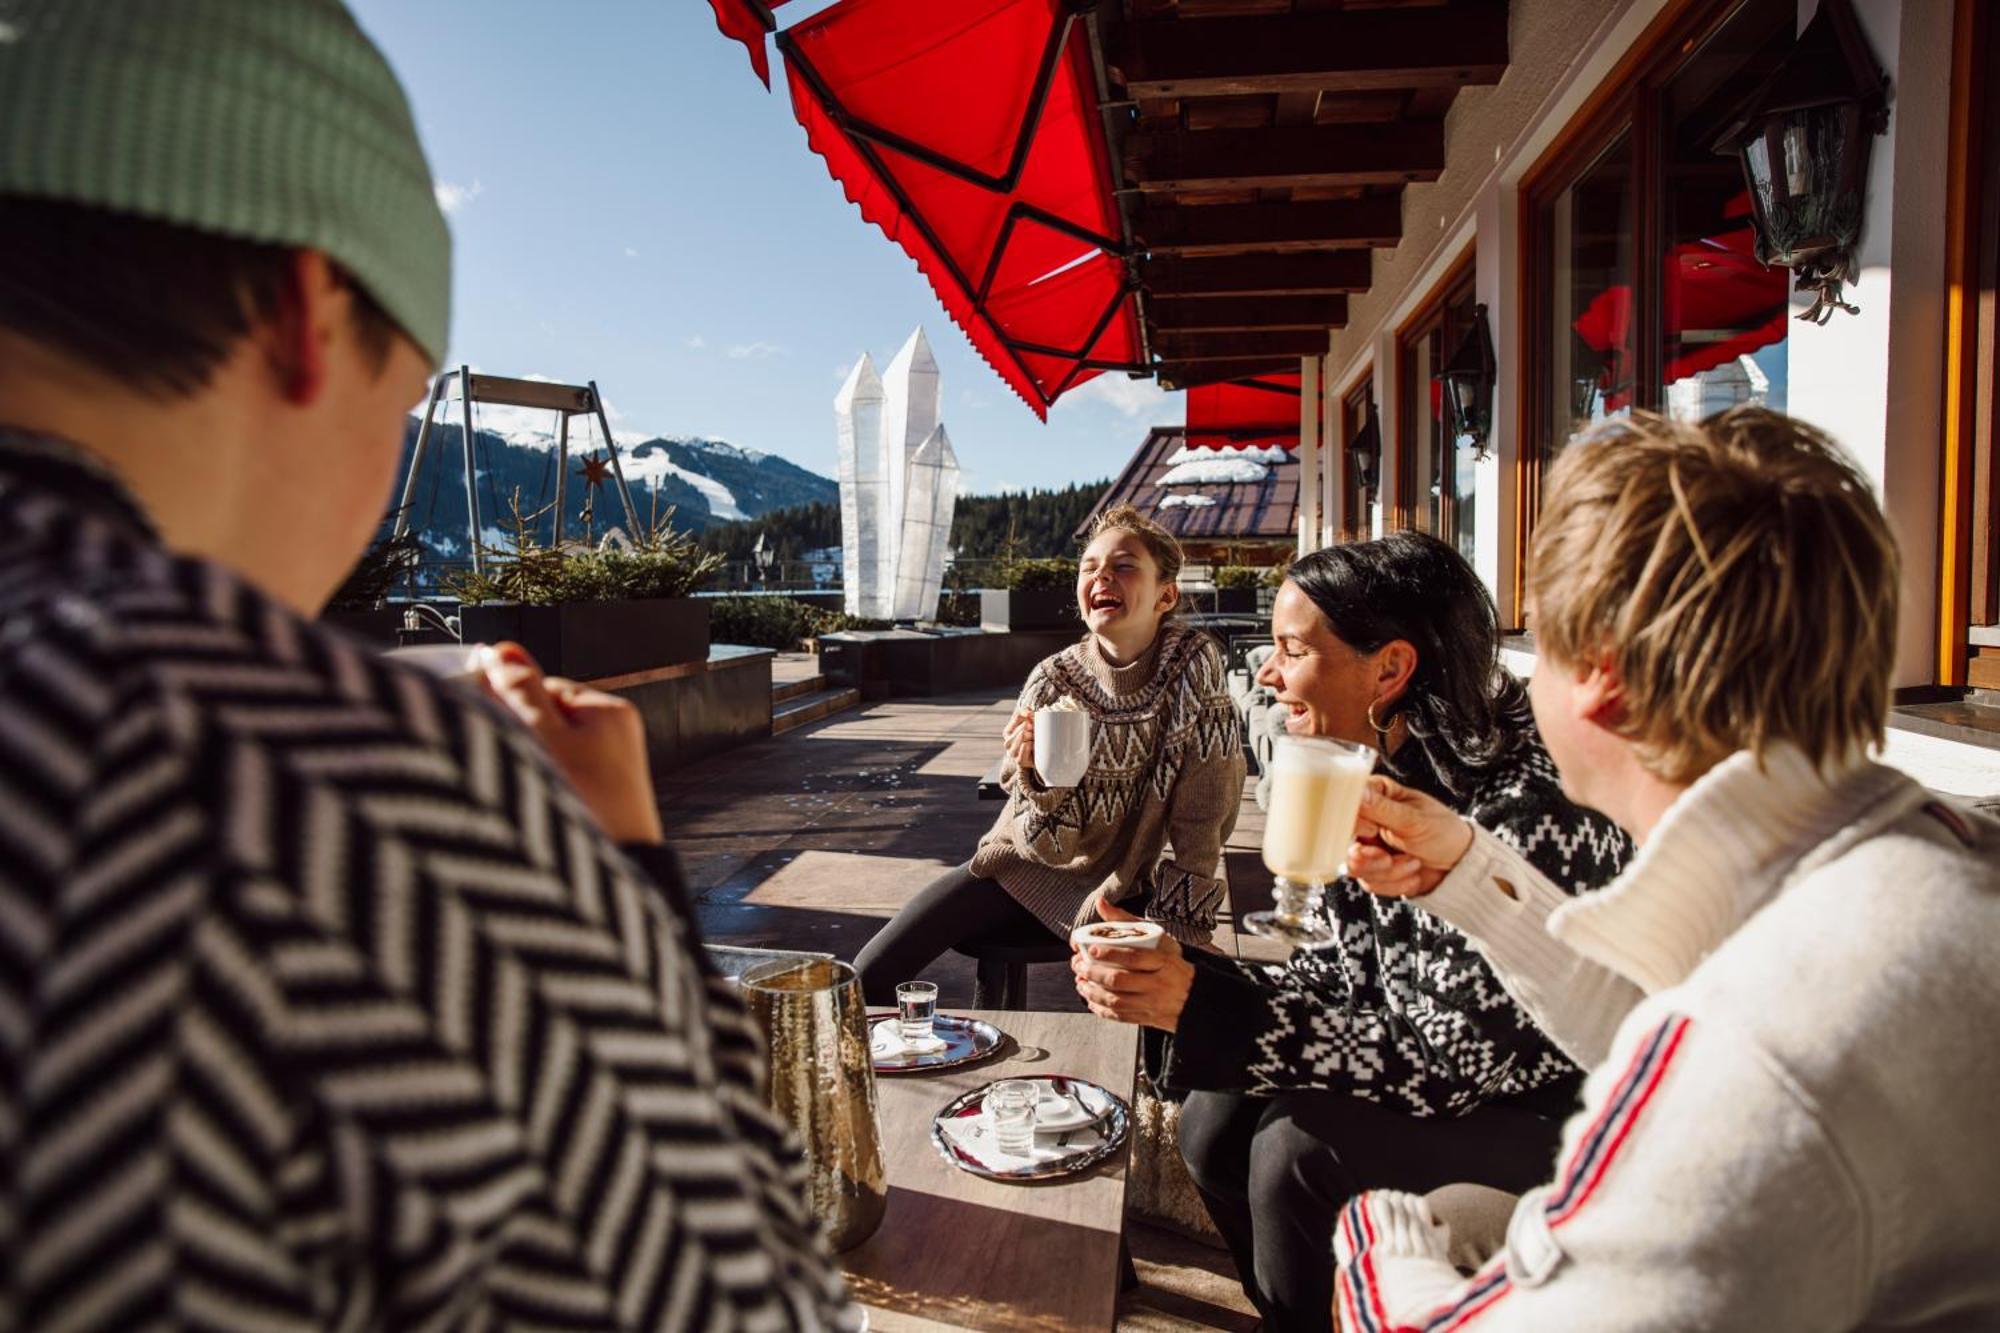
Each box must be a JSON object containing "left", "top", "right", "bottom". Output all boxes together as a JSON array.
[
  {"left": 1713, "top": 0, "right": 1888, "bottom": 324},
  {"left": 1439, "top": 305, "right": 1496, "bottom": 457},
  {"left": 1349, "top": 411, "right": 1381, "bottom": 493}
]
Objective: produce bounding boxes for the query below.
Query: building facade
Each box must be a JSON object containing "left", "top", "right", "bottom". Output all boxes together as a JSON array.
[{"left": 1290, "top": 0, "right": 1997, "bottom": 797}]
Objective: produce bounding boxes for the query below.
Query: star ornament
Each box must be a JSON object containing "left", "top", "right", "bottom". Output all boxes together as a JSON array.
[{"left": 577, "top": 453, "right": 614, "bottom": 489}]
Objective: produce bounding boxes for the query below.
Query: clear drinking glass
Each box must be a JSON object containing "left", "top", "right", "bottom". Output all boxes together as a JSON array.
[
  {"left": 987, "top": 1079, "right": 1038, "bottom": 1156},
  {"left": 895, "top": 980, "right": 938, "bottom": 1044},
  {"left": 1248, "top": 735, "right": 1377, "bottom": 947}
]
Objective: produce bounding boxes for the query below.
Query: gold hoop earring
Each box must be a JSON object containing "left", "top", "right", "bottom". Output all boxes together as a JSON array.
[{"left": 1366, "top": 697, "right": 1391, "bottom": 742}]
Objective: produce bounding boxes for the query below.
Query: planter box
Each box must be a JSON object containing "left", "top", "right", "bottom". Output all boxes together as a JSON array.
[
  {"left": 1210, "top": 587, "right": 1259, "bottom": 615},
  {"left": 980, "top": 588, "right": 1079, "bottom": 632},
  {"left": 318, "top": 607, "right": 405, "bottom": 645},
  {"left": 459, "top": 598, "right": 709, "bottom": 680}
]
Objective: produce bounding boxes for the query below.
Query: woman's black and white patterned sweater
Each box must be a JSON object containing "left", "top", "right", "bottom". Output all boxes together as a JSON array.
[{"left": 1159, "top": 722, "right": 1632, "bottom": 1117}]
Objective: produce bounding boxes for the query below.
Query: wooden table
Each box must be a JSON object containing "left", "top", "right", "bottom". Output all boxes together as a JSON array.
[{"left": 842, "top": 1009, "right": 1140, "bottom": 1332}]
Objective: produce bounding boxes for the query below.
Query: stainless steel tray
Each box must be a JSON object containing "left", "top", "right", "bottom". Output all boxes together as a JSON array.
[
  {"left": 868, "top": 1012, "right": 1007, "bottom": 1074},
  {"left": 929, "top": 1075, "right": 1130, "bottom": 1182}
]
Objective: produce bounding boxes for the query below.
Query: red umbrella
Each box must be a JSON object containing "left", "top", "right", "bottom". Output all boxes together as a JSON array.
[
  {"left": 1186, "top": 372, "right": 1300, "bottom": 450},
  {"left": 776, "top": 0, "right": 1143, "bottom": 418},
  {"left": 708, "top": 0, "right": 790, "bottom": 88}
]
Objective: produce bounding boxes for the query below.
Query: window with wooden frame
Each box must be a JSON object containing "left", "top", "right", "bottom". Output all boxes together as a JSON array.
[
  {"left": 1339, "top": 374, "right": 1376, "bottom": 542},
  {"left": 1395, "top": 252, "right": 1477, "bottom": 562},
  {"left": 1943, "top": 0, "right": 2000, "bottom": 689},
  {"left": 1516, "top": 0, "right": 1795, "bottom": 608}
]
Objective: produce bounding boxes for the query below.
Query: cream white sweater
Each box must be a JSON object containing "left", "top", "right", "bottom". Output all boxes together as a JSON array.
[{"left": 1335, "top": 747, "right": 2000, "bottom": 1331}]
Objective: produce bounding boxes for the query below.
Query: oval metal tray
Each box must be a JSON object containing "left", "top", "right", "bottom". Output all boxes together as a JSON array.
[
  {"left": 868, "top": 1012, "right": 1007, "bottom": 1074},
  {"left": 929, "top": 1075, "right": 1130, "bottom": 1182}
]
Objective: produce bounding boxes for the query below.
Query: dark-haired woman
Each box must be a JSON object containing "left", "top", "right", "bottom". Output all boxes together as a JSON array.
[{"left": 1071, "top": 531, "right": 1630, "bottom": 1333}]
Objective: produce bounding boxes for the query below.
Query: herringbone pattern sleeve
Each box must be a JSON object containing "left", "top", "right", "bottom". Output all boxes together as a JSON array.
[{"left": 0, "top": 479, "right": 859, "bottom": 1329}]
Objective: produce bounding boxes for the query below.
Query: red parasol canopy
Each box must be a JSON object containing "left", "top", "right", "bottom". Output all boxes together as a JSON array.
[
  {"left": 778, "top": 0, "right": 1143, "bottom": 418},
  {"left": 1185, "top": 371, "right": 1300, "bottom": 450},
  {"left": 708, "top": 0, "right": 790, "bottom": 88},
  {"left": 1572, "top": 219, "right": 1788, "bottom": 409}
]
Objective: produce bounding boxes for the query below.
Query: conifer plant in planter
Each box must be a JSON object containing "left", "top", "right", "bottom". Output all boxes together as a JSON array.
[
  {"left": 980, "top": 557, "right": 1081, "bottom": 631},
  {"left": 449, "top": 493, "right": 722, "bottom": 680}
]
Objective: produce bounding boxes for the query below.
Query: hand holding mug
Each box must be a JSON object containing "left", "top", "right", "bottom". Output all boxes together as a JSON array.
[
  {"left": 1004, "top": 707, "right": 1036, "bottom": 772},
  {"left": 1347, "top": 775, "right": 1474, "bottom": 899},
  {"left": 479, "top": 641, "right": 665, "bottom": 846}
]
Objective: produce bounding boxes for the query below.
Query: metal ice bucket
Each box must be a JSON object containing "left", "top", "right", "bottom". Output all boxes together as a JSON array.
[{"left": 739, "top": 957, "right": 888, "bottom": 1252}]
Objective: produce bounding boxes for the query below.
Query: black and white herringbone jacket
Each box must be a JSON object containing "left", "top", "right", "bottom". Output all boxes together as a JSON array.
[
  {"left": 0, "top": 435, "right": 859, "bottom": 1331},
  {"left": 1161, "top": 727, "right": 1632, "bottom": 1117}
]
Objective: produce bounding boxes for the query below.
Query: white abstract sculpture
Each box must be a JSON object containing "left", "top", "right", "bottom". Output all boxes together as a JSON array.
[
  {"left": 880, "top": 328, "right": 940, "bottom": 608},
  {"left": 835, "top": 328, "right": 962, "bottom": 622},
  {"left": 893, "top": 424, "right": 960, "bottom": 620},
  {"left": 835, "top": 354, "right": 888, "bottom": 618}
]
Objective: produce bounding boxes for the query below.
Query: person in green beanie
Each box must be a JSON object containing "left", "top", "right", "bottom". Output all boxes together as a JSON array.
[{"left": 0, "top": 2, "right": 860, "bottom": 1329}]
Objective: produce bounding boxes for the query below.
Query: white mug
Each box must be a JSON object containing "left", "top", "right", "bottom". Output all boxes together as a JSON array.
[{"left": 1033, "top": 707, "right": 1092, "bottom": 787}]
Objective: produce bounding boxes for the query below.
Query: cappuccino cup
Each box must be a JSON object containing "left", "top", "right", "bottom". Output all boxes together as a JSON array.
[{"left": 1070, "top": 920, "right": 1165, "bottom": 951}]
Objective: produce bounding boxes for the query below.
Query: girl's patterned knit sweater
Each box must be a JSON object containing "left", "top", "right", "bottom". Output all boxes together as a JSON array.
[
  {"left": 969, "top": 621, "right": 1246, "bottom": 946},
  {"left": 1160, "top": 720, "right": 1631, "bottom": 1117}
]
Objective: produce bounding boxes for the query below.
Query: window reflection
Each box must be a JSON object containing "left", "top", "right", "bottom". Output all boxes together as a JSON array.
[{"left": 1554, "top": 132, "right": 1634, "bottom": 441}]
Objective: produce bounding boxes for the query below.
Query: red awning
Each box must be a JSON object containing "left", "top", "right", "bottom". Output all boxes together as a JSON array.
[
  {"left": 709, "top": 0, "right": 789, "bottom": 88},
  {"left": 1185, "top": 372, "right": 1300, "bottom": 449},
  {"left": 779, "top": 0, "right": 1143, "bottom": 418},
  {"left": 1573, "top": 221, "right": 1787, "bottom": 409}
]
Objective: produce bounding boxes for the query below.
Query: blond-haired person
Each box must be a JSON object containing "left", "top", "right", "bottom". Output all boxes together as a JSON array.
[
  {"left": 855, "top": 504, "right": 1244, "bottom": 1003},
  {"left": 1333, "top": 407, "right": 2000, "bottom": 1330}
]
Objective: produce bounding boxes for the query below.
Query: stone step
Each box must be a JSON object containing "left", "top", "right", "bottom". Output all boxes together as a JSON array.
[
  {"left": 772, "top": 674, "right": 827, "bottom": 704},
  {"left": 772, "top": 686, "right": 860, "bottom": 736}
]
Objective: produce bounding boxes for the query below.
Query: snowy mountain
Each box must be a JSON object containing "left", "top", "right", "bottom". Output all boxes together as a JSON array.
[{"left": 384, "top": 414, "right": 835, "bottom": 560}]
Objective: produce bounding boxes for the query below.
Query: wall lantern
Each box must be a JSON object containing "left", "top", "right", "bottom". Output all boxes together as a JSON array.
[
  {"left": 1349, "top": 410, "right": 1381, "bottom": 493},
  {"left": 1438, "top": 304, "right": 1496, "bottom": 456},
  {"left": 1713, "top": 0, "right": 1888, "bottom": 324}
]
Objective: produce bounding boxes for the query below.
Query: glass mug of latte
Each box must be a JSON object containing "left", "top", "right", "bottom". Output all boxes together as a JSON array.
[
  {"left": 1033, "top": 696, "right": 1092, "bottom": 788},
  {"left": 1249, "top": 735, "right": 1376, "bottom": 946}
]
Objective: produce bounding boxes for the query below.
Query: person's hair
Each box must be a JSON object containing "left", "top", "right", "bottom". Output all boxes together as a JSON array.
[
  {"left": 1286, "top": 529, "right": 1523, "bottom": 794},
  {"left": 0, "top": 196, "right": 403, "bottom": 399},
  {"left": 1529, "top": 407, "right": 1899, "bottom": 783},
  {"left": 1084, "top": 502, "right": 1185, "bottom": 587}
]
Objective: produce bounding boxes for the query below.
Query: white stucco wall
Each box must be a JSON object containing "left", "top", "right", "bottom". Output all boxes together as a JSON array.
[{"left": 1786, "top": 0, "right": 1953, "bottom": 688}]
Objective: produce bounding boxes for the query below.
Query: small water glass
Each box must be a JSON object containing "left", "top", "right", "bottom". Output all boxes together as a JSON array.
[
  {"left": 987, "top": 1079, "right": 1038, "bottom": 1157},
  {"left": 895, "top": 981, "right": 938, "bottom": 1044}
]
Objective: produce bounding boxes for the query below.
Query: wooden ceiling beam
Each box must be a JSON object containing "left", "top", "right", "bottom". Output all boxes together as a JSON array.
[
  {"left": 1152, "top": 330, "right": 1332, "bottom": 361},
  {"left": 1146, "top": 250, "right": 1373, "bottom": 297},
  {"left": 1152, "top": 358, "right": 1298, "bottom": 390},
  {"left": 1149, "top": 295, "right": 1348, "bottom": 332},
  {"left": 1135, "top": 198, "right": 1403, "bottom": 255},
  {"left": 1115, "top": 3, "right": 1508, "bottom": 99},
  {"left": 1127, "top": 123, "right": 1444, "bottom": 192}
]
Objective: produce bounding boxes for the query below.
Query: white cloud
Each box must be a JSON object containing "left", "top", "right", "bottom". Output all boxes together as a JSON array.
[
  {"left": 1058, "top": 372, "right": 1185, "bottom": 422},
  {"left": 623, "top": 246, "right": 640, "bottom": 258},
  {"left": 685, "top": 335, "right": 708, "bottom": 350},
  {"left": 725, "top": 341, "right": 784, "bottom": 360},
  {"left": 434, "top": 179, "right": 484, "bottom": 214}
]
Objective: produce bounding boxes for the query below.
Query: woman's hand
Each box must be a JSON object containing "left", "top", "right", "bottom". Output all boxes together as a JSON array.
[
  {"left": 479, "top": 641, "right": 665, "bottom": 846},
  {"left": 1070, "top": 898, "right": 1193, "bottom": 1031},
  {"left": 1347, "top": 775, "right": 1474, "bottom": 899},
  {"left": 1003, "top": 707, "right": 1036, "bottom": 773}
]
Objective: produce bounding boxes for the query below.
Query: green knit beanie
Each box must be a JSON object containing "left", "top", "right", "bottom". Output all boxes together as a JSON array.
[{"left": 0, "top": 0, "right": 451, "bottom": 368}]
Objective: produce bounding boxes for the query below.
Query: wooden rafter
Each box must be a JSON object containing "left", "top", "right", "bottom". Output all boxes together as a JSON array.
[
  {"left": 1126, "top": 123, "right": 1445, "bottom": 192},
  {"left": 1146, "top": 251, "right": 1372, "bottom": 297},
  {"left": 1114, "top": 4, "right": 1508, "bottom": 99},
  {"left": 1153, "top": 330, "right": 1331, "bottom": 360},
  {"left": 1149, "top": 294, "right": 1348, "bottom": 332},
  {"left": 1153, "top": 358, "right": 1299, "bottom": 390},
  {"left": 1135, "top": 198, "right": 1403, "bottom": 254}
]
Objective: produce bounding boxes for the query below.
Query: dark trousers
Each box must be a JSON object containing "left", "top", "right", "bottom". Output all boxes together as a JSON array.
[
  {"left": 852, "top": 863, "right": 1059, "bottom": 1006},
  {"left": 1178, "top": 1087, "right": 1566, "bottom": 1333}
]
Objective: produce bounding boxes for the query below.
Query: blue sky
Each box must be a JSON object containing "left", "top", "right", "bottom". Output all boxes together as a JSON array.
[{"left": 346, "top": 0, "right": 1182, "bottom": 494}]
